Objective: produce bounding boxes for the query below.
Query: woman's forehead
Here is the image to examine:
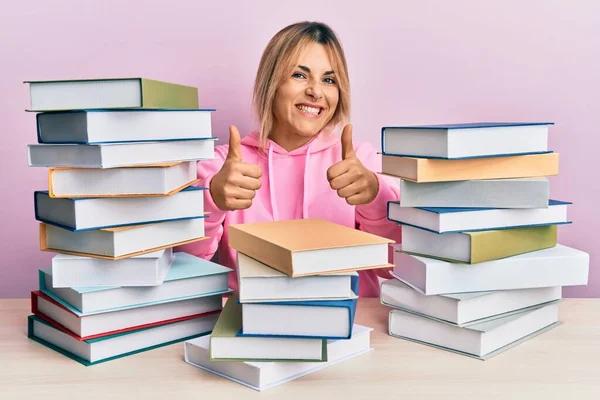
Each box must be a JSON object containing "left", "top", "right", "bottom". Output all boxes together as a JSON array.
[{"left": 291, "top": 42, "right": 336, "bottom": 73}]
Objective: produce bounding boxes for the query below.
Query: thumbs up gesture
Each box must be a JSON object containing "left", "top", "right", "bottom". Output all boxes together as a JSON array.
[
  {"left": 210, "top": 125, "right": 262, "bottom": 211},
  {"left": 327, "top": 125, "right": 379, "bottom": 206}
]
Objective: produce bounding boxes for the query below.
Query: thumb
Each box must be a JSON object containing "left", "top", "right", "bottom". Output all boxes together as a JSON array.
[
  {"left": 341, "top": 124, "right": 355, "bottom": 160},
  {"left": 226, "top": 125, "right": 243, "bottom": 162}
]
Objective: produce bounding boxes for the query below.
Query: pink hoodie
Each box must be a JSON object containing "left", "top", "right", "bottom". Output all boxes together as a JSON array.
[{"left": 176, "top": 129, "right": 402, "bottom": 297}]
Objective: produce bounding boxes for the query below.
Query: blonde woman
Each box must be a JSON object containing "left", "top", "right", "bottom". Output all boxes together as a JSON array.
[{"left": 179, "top": 21, "right": 401, "bottom": 297}]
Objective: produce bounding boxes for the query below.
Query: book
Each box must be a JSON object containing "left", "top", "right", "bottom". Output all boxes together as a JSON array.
[
  {"left": 392, "top": 244, "right": 589, "bottom": 295},
  {"left": 229, "top": 219, "right": 393, "bottom": 277},
  {"left": 400, "top": 224, "right": 558, "bottom": 263},
  {"left": 32, "top": 290, "right": 222, "bottom": 339},
  {"left": 237, "top": 252, "right": 358, "bottom": 303},
  {"left": 239, "top": 276, "right": 358, "bottom": 339},
  {"left": 28, "top": 313, "right": 217, "bottom": 366},
  {"left": 387, "top": 199, "right": 571, "bottom": 234},
  {"left": 184, "top": 324, "right": 373, "bottom": 391},
  {"left": 51, "top": 248, "right": 173, "bottom": 288},
  {"left": 381, "top": 122, "right": 551, "bottom": 159},
  {"left": 27, "top": 138, "right": 216, "bottom": 169},
  {"left": 398, "top": 177, "right": 549, "bottom": 208},
  {"left": 39, "top": 217, "right": 207, "bottom": 260},
  {"left": 48, "top": 162, "right": 198, "bottom": 198},
  {"left": 36, "top": 109, "right": 214, "bottom": 144},
  {"left": 209, "top": 293, "right": 327, "bottom": 362},
  {"left": 39, "top": 252, "right": 231, "bottom": 314},
  {"left": 35, "top": 186, "right": 205, "bottom": 231},
  {"left": 25, "top": 77, "right": 199, "bottom": 111},
  {"left": 388, "top": 302, "right": 561, "bottom": 360},
  {"left": 380, "top": 279, "right": 562, "bottom": 326},
  {"left": 381, "top": 152, "right": 559, "bottom": 183}
]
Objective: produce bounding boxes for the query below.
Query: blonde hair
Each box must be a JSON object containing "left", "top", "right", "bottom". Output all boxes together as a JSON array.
[{"left": 252, "top": 21, "right": 351, "bottom": 151}]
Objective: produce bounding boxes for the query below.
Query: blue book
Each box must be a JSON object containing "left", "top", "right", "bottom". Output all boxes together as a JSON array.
[
  {"left": 35, "top": 186, "right": 206, "bottom": 231},
  {"left": 381, "top": 122, "right": 553, "bottom": 159},
  {"left": 39, "top": 252, "right": 232, "bottom": 316},
  {"left": 387, "top": 199, "right": 572, "bottom": 234},
  {"left": 237, "top": 276, "right": 359, "bottom": 339}
]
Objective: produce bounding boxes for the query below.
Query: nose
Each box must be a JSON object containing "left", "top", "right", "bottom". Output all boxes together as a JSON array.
[{"left": 306, "top": 80, "right": 323, "bottom": 101}]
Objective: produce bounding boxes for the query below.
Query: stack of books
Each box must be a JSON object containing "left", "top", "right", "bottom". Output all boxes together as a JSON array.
[
  {"left": 184, "top": 218, "right": 393, "bottom": 391},
  {"left": 378, "top": 122, "right": 590, "bottom": 360},
  {"left": 24, "top": 77, "right": 232, "bottom": 365}
]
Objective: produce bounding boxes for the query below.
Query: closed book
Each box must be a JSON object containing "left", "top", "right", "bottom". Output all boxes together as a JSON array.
[
  {"left": 398, "top": 177, "right": 549, "bottom": 208},
  {"left": 39, "top": 217, "right": 207, "bottom": 260},
  {"left": 392, "top": 244, "right": 589, "bottom": 295},
  {"left": 25, "top": 77, "right": 199, "bottom": 111},
  {"left": 237, "top": 252, "right": 357, "bottom": 303},
  {"left": 35, "top": 186, "right": 205, "bottom": 231},
  {"left": 229, "top": 219, "right": 393, "bottom": 277},
  {"left": 31, "top": 290, "right": 222, "bottom": 339},
  {"left": 39, "top": 252, "right": 231, "bottom": 314},
  {"left": 27, "top": 313, "right": 217, "bottom": 366},
  {"left": 381, "top": 152, "right": 559, "bottom": 183},
  {"left": 184, "top": 324, "right": 372, "bottom": 391},
  {"left": 28, "top": 138, "right": 215, "bottom": 169},
  {"left": 382, "top": 122, "right": 551, "bottom": 159},
  {"left": 387, "top": 199, "right": 571, "bottom": 234},
  {"left": 36, "top": 109, "right": 213, "bottom": 144},
  {"left": 401, "top": 224, "right": 558, "bottom": 263},
  {"left": 388, "top": 302, "right": 561, "bottom": 360},
  {"left": 209, "top": 293, "right": 327, "bottom": 362},
  {"left": 51, "top": 248, "right": 173, "bottom": 288},
  {"left": 48, "top": 162, "right": 198, "bottom": 198},
  {"left": 380, "top": 279, "right": 562, "bottom": 326}
]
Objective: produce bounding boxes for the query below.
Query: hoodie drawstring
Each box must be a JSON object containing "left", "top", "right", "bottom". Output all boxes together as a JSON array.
[
  {"left": 302, "top": 145, "right": 312, "bottom": 219},
  {"left": 268, "top": 145, "right": 279, "bottom": 221}
]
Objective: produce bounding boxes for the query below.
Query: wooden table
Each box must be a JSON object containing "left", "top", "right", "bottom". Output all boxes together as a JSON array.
[{"left": 1, "top": 298, "right": 599, "bottom": 399}]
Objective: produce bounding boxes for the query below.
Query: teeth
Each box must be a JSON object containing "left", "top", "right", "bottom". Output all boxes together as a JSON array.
[{"left": 297, "top": 105, "right": 320, "bottom": 115}]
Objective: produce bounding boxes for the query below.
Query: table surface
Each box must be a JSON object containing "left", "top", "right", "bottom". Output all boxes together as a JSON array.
[{"left": 1, "top": 298, "right": 599, "bottom": 399}]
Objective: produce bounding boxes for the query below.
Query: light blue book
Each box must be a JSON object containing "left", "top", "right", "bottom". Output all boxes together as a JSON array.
[{"left": 39, "top": 252, "right": 232, "bottom": 316}]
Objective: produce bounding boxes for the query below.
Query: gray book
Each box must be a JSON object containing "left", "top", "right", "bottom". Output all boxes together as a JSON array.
[{"left": 399, "top": 177, "right": 549, "bottom": 208}]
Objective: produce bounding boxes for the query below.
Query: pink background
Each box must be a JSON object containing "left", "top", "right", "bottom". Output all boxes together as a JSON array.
[{"left": 0, "top": 0, "right": 597, "bottom": 298}]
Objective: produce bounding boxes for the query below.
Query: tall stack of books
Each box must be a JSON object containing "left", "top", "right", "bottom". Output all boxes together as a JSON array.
[
  {"left": 184, "top": 218, "right": 392, "bottom": 391},
  {"left": 378, "top": 122, "right": 590, "bottom": 360},
  {"left": 24, "top": 77, "right": 232, "bottom": 365}
]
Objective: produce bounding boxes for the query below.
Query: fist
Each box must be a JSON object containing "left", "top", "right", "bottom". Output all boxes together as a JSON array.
[
  {"left": 327, "top": 124, "right": 379, "bottom": 206},
  {"left": 210, "top": 125, "right": 262, "bottom": 211}
]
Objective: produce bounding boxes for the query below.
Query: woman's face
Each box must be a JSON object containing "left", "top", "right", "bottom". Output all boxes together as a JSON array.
[{"left": 272, "top": 42, "right": 340, "bottom": 142}]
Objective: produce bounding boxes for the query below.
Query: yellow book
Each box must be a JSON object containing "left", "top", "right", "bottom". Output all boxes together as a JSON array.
[
  {"left": 381, "top": 152, "right": 559, "bottom": 183},
  {"left": 400, "top": 225, "right": 558, "bottom": 264}
]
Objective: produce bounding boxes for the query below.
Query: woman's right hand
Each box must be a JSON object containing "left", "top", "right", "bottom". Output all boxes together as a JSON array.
[{"left": 209, "top": 125, "right": 263, "bottom": 211}]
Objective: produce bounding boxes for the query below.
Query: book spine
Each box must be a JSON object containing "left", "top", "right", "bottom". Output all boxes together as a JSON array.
[{"left": 140, "top": 78, "right": 199, "bottom": 109}]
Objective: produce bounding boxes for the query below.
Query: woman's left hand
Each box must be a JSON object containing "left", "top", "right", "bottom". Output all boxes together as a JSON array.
[{"left": 327, "top": 124, "right": 380, "bottom": 205}]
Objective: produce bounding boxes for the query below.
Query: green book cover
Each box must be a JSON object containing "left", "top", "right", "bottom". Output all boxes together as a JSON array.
[{"left": 209, "top": 293, "right": 328, "bottom": 362}]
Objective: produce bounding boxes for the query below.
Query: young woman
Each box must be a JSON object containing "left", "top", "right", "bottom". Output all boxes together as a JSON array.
[{"left": 178, "top": 21, "right": 401, "bottom": 297}]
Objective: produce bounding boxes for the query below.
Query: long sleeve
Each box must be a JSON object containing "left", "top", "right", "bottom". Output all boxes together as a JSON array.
[{"left": 174, "top": 145, "right": 229, "bottom": 260}]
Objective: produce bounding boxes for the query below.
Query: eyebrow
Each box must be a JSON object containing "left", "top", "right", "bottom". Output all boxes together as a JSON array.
[{"left": 298, "top": 65, "right": 335, "bottom": 75}]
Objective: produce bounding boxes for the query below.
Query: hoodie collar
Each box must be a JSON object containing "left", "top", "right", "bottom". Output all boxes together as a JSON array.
[{"left": 241, "top": 128, "right": 340, "bottom": 155}]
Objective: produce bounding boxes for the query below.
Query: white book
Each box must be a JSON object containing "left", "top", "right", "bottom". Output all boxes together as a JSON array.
[
  {"left": 35, "top": 186, "right": 205, "bottom": 231},
  {"left": 398, "top": 177, "right": 549, "bottom": 208},
  {"left": 184, "top": 324, "right": 373, "bottom": 391},
  {"left": 381, "top": 278, "right": 562, "bottom": 326},
  {"left": 28, "top": 139, "right": 215, "bottom": 168},
  {"left": 35, "top": 292, "right": 222, "bottom": 338},
  {"left": 36, "top": 109, "right": 213, "bottom": 144},
  {"left": 389, "top": 302, "right": 560, "bottom": 359},
  {"left": 29, "top": 313, "right": 218, "bottom": 365},
  {"left": 40, "top": 252, "right": 231, "bottom": 314},
  {"left": 51, "top": 249, "right": 173, "bottom": 288},
  {"left": 392, "top": 244, "right": 589, "bottom": 295},
  {"left": 48, "top": 161, "right": 197, "bottom": 198},
  {"left": 237, "top": 253, "right": 357, "bottom": 303},
  {"left": 382, "top": 122, "right": 550, "bottom": 159},
  {"left": 41, "top": 217, "right": 206, "bottom": 259},
  {"left": 387, "top": 199, "right": 570, "bottom": 233}
]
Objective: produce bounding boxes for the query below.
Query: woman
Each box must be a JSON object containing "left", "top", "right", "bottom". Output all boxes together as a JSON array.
[{"left": 178, "top": 21, "right": 401, "bottom": 297}]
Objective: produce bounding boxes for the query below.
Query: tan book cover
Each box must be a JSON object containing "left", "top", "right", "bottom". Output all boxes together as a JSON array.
[
  {"left": 228, "top": 219, "right": 394, "bottom": 277},
  {"left": 381, "top": 153, "right": 559, "bottom": 183}
]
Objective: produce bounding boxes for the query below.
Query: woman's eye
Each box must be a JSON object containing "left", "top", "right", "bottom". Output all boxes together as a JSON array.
[
  {"left": 323, "top": 77, "right": 336, "bottom": 84},
  {"left": 292, "top": 72, "right": 306, "bottom": 79}
]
